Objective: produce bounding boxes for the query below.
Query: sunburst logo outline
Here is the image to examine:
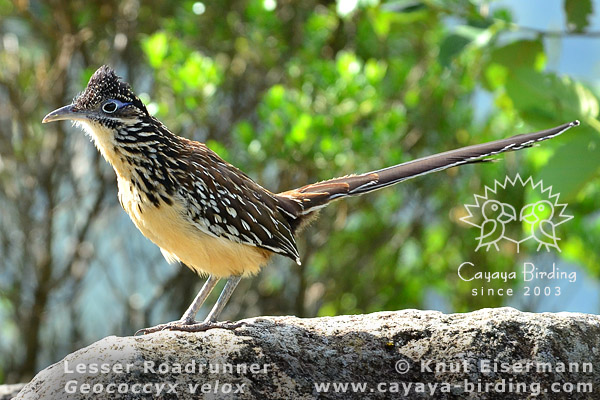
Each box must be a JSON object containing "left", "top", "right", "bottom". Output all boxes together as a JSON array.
[{"left": 461, "top": 174, "right": 573, "bottom": 253}]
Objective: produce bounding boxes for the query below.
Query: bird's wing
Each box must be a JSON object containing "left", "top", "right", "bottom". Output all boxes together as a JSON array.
[
  {"left": 538, "top": 220, "right": 559, "bottom": 244},
  {"left": 178, "top": 142, "right": 301, "bottom": 263},
  {"left": 478, "top": 220, "right": 499, "bottom": 243}
]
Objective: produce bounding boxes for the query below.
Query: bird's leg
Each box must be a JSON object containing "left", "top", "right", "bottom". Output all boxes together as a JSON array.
[
  {"left": 136, "top": 276, "right": 244, "bottom": 335},
  {"left": 180, "top": 275, "right": 220, "bottom": 323},
  {"left": 204, "top": 276, "right": 242, "bottom": 323},
  {"left": 135, "top": 275, "right": 220, "bottom": 335},
  {"left": 160, "top": 276, "right": 245, "bottom": 332}
]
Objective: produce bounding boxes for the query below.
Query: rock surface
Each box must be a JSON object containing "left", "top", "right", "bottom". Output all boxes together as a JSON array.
[
  {"left": 0, "top": 384, "right": 25, "bottom": 400},
  {"left": 15, "top": 308, "right": 600, "bottom": 399}
]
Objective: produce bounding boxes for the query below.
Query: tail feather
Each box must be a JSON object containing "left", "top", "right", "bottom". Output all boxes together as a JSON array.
[{"left": 277, "top": 121, "right": 578, "bottom": 220}]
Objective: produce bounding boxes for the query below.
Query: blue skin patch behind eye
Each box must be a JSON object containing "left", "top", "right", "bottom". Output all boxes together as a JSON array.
[
  {"left": 112, "top": 100, "right": 132, "bottom": 109},
  {"left": 101, "top": 99, "right": 134, "bottom": 118}
]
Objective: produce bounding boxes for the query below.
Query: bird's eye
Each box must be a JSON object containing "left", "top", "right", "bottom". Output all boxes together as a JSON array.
[
  {"left": 102, "top": 101, "right": 118, "bottom": 113},
  {"left": 102, "top": 100, "right": 130, "bottom": 113},
  {"left": 492, "top": 204, "right": 498, "bottom": 211},
  {"left": 538, "top": 205, "right": 545, "bottom": 211}
]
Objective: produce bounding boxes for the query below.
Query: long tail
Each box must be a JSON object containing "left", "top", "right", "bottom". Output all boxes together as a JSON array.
[{"left": 277, "top": 121, "right": 578, "bottom": 224}]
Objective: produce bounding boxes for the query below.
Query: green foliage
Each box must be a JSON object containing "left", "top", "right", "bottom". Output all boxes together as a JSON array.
[{"left": 565, "top": 0, "right": 594, "bottom": 33}]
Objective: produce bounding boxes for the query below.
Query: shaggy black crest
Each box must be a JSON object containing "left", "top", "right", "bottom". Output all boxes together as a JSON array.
[{"left": 74, "top": 65, "right": 147, "bottom": 114}]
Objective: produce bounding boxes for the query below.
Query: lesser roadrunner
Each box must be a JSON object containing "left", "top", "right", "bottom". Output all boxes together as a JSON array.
[{"left": 43, "top": 66, "right": 578, "bottom": 334}]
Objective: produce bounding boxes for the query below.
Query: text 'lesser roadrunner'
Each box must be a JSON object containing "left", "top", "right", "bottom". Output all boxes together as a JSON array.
[{"left": 43, "top": 66, "right": 579, "bottom": 333}]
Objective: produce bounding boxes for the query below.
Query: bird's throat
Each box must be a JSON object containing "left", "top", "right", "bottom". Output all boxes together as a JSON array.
[{"left": 77, "top": 121, "right": 130, "bottom": 177}]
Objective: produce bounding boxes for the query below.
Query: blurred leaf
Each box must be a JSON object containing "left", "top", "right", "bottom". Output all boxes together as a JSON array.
[
  {"left": 206, "top": 139, "right": 230, "bottom": 161},
  {"left": 484, "top": 63, "right": 508, "bottom": 90},
  {"left": 364, "top": 59, "right": 387, "bottom": 84},
  {"left": 505, "top": 69, "right": 599, "bottom": 125},
  {"left": 143, "top": 32, "right": 168, "bottom": 68},
  {"left": 437, "top": 23, "right": 495, "bottom": 68},
  {"left": 490, "top": 39, "right": 544, "bottom": 71},
  {"left": 287, "top": 113, "right": 312, "bottom": 145},
  {"left": 371, "top": 1, "right": 427, "bottom": 37},
  {"left": 381, "top": 0, "right": 425, "bottom": 13},
  {"left": 454, "top": 25, "right": 486, "bottom": 42},
  {"left": 336, "top": 51, "right": 362, "bottom": 80},
  {"left": 0, "top": 0, "right": 14, "bottom": 15},
  {"left": 305, "top": 11, "right": 338, "bottom": 51},
  {"left": 564, "top": 0, "right": 593, "bottom": 33},
  {"left": 539, "top": 126, "right": 600, "bottom": 200},
  {"left": 439, "top": 34, "right": 471, "bottom": 67},
  {"left": 492, "top": 7, "right": 512, "bottom": 23},
  {"left": 265, "top": 85, "right": 286, "bottom": 108}
]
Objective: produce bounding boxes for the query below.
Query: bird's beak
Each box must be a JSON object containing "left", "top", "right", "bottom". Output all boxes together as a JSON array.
[
  {"left": 499, "top": 203, "right": 517, "bottom": 223},
  {"left": 519, "top": 204, "right": 536, "bottom": 223},
  {"left": 42, "top": 104, "right": 82, "bottom": 123}
]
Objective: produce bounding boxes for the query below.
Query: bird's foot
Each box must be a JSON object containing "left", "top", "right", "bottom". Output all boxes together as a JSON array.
[{"left": 135, "top": 318, "right": 244, "bottom": 335}]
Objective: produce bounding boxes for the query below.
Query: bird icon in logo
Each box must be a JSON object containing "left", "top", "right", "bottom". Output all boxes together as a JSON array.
[
  {"left": 462, "top": 175, "right": 573, "bottom": 253},
  {"left": 520, "top": 200, "right": 561, "bottom": 252},
  {"left": 475, "top": 200, "right": 517, "bottom": 251}
]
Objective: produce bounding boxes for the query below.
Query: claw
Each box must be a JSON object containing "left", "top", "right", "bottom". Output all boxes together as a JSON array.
[{"left": 135, "top": 320, "right": 245, "bottom": 335}]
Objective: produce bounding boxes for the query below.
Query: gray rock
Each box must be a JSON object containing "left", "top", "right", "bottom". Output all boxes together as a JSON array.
[
  {"left": 15, "top": 308, "right": 599, "bottom": 399},
  {"left": 0, "top": 384, "right": 25, "bottom": 400}
]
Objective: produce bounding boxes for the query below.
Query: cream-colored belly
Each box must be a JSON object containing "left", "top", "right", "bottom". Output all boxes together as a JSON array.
[{"left": 117, "top": 177, "right": 270, "bottom": 278}]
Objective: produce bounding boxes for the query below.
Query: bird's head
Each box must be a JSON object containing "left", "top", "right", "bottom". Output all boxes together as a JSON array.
[
  {"left": 43, "top": 65, "right": 149, "bottom": 128},
  {"left": 520, "top": 200, "right": 554, "bottom": 223},
  {"left": 41, "top": 66, "right": 172, "bottom": 174},
  {"left": 482, "top": 200, "right": 516, "bottom": 223}
]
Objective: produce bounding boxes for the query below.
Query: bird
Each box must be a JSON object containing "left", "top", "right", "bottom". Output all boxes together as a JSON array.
[
  {"left": 475, "top": 199, "right": 516, "bottom": 251},
  {"left": 42, "top": 65, "right": 578, "bottom": 334},
  {"left": 520, "top": 200, "right": 561, "bottom": 252}
]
